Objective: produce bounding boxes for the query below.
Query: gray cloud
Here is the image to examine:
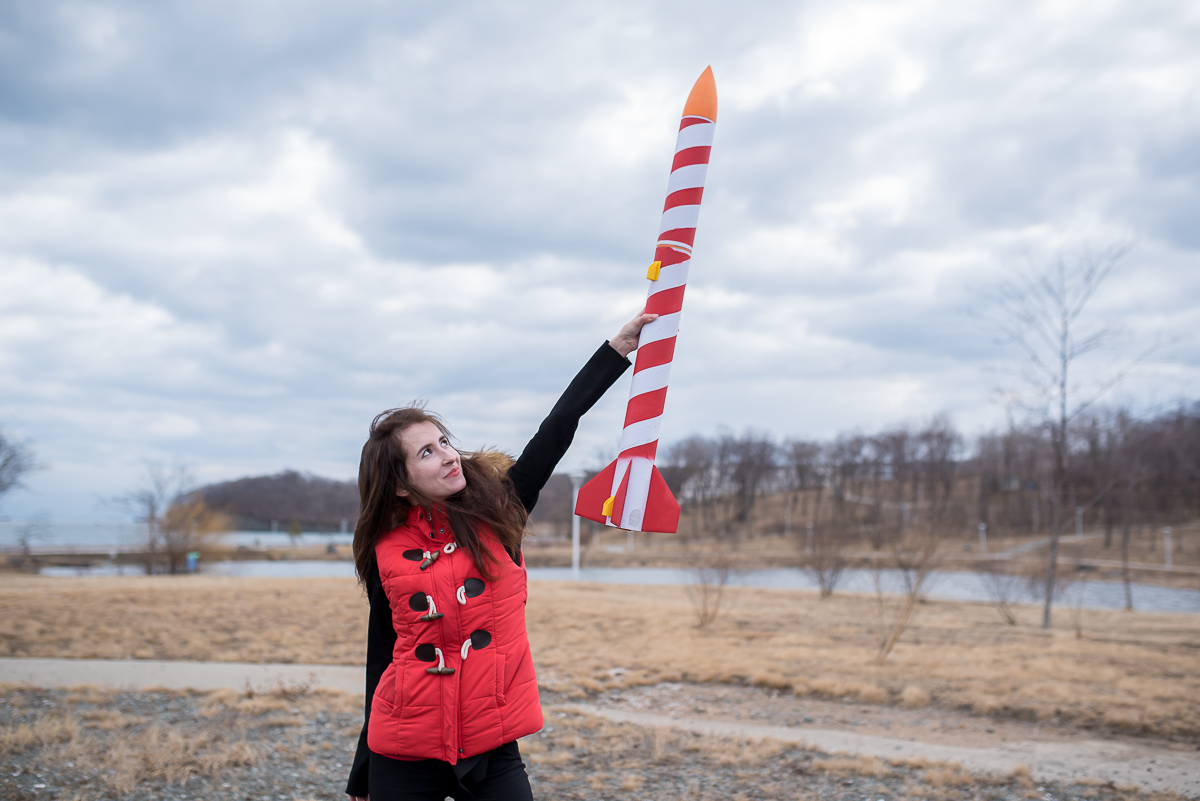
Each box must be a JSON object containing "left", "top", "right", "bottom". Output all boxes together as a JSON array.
[{"left": 1, "top": 0, "right": 1197, "bottom": 519}]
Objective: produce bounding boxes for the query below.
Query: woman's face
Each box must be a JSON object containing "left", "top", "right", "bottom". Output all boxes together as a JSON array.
[{"left": 397, "top": 421, "right": 467, "bottom": 502}]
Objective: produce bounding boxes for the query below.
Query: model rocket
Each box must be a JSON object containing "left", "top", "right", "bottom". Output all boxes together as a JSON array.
[{"left": 574, "top": 67, "right": 717, "bottom": 534}]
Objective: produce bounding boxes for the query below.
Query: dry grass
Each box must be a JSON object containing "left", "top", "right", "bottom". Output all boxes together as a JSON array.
[
  {"left": 1, "top": 703, "right": 258, "bottom": 794},
  {"left": 1, "top": 685, "right": 364, "bottom": 799},
  {"left": 812, "top": 755, "right": 892, "bottom": 778},
  {"left": 2, "top": 575, "right": 1198, "bottom": 740},
  {"left": 525, "top": 582, "right": 1200, "bottom": 740},
  {"left": 0, "top": 575, "right": 365, "bottom": 664}
]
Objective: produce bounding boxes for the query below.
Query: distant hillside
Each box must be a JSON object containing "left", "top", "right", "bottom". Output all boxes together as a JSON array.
[
  {"left": 197, "top": 468, "right": 576, "bottom": 534},
  {"left": 198, "top": 471, "right": 359, "bottom": 532}
]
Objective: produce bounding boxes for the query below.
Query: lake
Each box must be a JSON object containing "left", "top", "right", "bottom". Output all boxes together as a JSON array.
[
  {"left": 0, "top": 519, "right": 352, "bottom": 551},
  {"left": 34, "top": 560, "right": 1200, "bottom": 615}
]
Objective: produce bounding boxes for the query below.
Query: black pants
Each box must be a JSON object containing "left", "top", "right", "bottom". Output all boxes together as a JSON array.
[{"left": 367, "top": 741, "right": 533, "bottom": 801}]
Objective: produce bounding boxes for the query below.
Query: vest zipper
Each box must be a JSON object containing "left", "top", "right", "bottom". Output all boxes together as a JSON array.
[{"left": 425, "top": 517, "right": 463, "bottom": 761}]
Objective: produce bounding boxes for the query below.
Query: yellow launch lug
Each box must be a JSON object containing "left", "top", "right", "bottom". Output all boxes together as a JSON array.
[
  {"left": 602, "top": 496, "right": 615, "bottom": 517},
  {"left": 646, "top": 261, "right": 661, "bottom": 281}
]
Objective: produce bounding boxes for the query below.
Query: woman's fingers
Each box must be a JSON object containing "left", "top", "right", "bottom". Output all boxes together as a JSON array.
[{"left": 609, "top": 311, "right": 660, "bottom": 358}]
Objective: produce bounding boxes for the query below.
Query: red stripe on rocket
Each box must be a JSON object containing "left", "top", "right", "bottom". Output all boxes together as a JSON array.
[{"left": 574, "top": 67, "right": 717, "bottom": 534}]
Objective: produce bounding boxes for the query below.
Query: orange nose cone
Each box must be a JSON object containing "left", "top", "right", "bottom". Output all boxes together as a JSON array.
[{"left": 682, "top": 66, "right": 717, "bottom": 123}]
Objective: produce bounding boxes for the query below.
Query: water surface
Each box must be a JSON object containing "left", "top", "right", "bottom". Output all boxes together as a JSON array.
[{"left": 37, "top": 561, "right": 1200, "bottom": 615}]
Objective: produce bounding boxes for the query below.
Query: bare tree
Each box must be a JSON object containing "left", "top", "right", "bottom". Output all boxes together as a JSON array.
[
  {"left": 805, "top": 517, "right": 847, "bottom": 599},
  {"left": 825, "top": 434, "right": 869, "bottom": 543},
  {"left": 664, "top": 436, "right": 718, "bottom": 539},
  {"left": 870, "top": 415, "right": 962, "bottom": 662},
  {"left": 159, "top": 495, "right": 233, "bottom": 574},
  {"left": 722, "top": 432, "right": 776, "bottom": 538},
  {"left": 873, "top": 426, "right": 916, "bottom": 533},
  {"left": 117, "top": 461, "right": 188, "bottom": 572},
  {"left": 0, "top": 430, "right": 36, "bottom": 508},
  {"left": 986, "top": 244, "right": 1139, "bottom": 629},
  {"left": 1079, "top": 411, "right": 1121, "bottom": 548},
  {"left": 664, "top": 437, "right": 734, "bottom": 624},
  {"left": 781, "top": 439, "right": 822, "bottom": 538},
  {"left": 872, "top": 528, "right": 940, "bottom": 663},
  {"left": 117, "top": 462, "right": 229, "bottom": 574}
]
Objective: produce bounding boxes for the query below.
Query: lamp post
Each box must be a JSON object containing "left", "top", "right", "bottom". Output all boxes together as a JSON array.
[{"left": 569, "top": 472, "right": 585, "bottom": 580}]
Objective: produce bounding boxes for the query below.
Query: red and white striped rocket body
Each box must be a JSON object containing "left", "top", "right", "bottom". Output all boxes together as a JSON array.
[{"left": 575, "top": 67, "right": 717, "bottom": 534}]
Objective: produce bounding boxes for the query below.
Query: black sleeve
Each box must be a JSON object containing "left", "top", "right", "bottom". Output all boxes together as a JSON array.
[
  {"left": 345, "top": 565, "right": 395, "bottom": 797},
  {"left": 507, "top": 341, "right": 631, "bottom": 513}
]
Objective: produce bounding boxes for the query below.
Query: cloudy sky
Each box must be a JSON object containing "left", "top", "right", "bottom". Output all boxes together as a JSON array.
[{"left": 1, "top": 0, "right": 1197, "bottom": 521}]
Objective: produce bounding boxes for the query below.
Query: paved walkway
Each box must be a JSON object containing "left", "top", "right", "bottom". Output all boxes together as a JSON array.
[
  {"left": 0, "top": 657, "right": 362, "bottom": 694},
  {"left": 3, "top": 658, "right": 1197, "bottom": 797}
]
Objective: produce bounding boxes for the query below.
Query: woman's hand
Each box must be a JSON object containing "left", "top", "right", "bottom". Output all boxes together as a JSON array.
[
  {"left": 608, "top": 311, "right": 660, "bottom": 358},
  {"left": 348, "top": 795, "right": 368, "bottom": 801}
]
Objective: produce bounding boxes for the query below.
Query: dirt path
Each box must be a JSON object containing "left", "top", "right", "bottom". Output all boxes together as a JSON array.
[
  {"left": 4, "top": 657, "right": 1198, "bottom": 797},
  {"left": 577, "top": 683, "right": 1200, "bottom": 798}
]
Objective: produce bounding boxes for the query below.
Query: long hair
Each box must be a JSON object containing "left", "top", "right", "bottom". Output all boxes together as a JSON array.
[{"left": 352, "top": 406, "right": 527, "bottom": 584}]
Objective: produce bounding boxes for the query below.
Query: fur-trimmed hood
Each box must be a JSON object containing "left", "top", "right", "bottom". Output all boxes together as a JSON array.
[{"left": 466, "top": 449, "right": 515, "bottom": 478}]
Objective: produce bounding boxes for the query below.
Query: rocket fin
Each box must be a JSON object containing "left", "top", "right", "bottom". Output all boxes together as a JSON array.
[
  {"left": 574, "top": 460, "right": 617, "bottom": 524},
  {"left": 640, "top": 465, "right": 681, "bottom": 534}
]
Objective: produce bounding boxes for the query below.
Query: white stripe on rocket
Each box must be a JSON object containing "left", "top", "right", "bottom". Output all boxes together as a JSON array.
[
  {"left": 630, "top": 362, "right": 673, "bottom": 396},
  {"left": 666, "top": 164, "right": 709, "bottom": 194},
  {"left": 658, "top": 204, "right": 701, "bottom": 233},
  {"left": 648, "top": 262, "right": 689, "bottom": 292},
  {"left": 675, "top": 122, "right": 715, "bottom": 150},
  {"left": 635, "top": 311, "right": 682, "bottom": 346},
  {"left": 618, "top": 417, "right": 663, "bottom": 451}
]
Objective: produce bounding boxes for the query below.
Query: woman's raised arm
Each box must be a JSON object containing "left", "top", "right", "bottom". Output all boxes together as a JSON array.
[{"left": 506, "top": 311, "right": 658, "bottom": 513}]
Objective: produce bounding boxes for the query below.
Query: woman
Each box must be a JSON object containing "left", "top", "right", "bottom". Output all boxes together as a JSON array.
[{"left": 346, "top": 311, "right": 656, "bottom": 801}]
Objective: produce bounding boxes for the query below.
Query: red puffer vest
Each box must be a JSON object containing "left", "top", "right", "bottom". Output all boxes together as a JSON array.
[{"left": 367, "top": 504, "right": 543, "bottom": 764}]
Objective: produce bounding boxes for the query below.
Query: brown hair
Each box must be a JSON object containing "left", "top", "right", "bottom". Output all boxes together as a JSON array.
[{"left": 352, "top": 406, "right": 527, "bottom": 584}]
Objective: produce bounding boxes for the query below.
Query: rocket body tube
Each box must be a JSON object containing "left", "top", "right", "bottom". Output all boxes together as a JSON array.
[{"left": 575, "top": 68, "right": 717, "bottom": 534}]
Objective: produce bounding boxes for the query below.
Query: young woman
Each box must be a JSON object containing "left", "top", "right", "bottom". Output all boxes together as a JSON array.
[{"left": 346, "top": 312, "right": 656, "bottom": 801}]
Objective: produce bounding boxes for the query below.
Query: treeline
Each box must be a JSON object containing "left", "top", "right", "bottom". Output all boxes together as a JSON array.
[
  {"left": 195, "top": 403, "right": 1198, "bottom": 539},
  {"left": 198, "top": 470, "right": 358, "bottom": 531},
  {"left": 976, "top": 406, "right": 1200, "bottom": 544},
  {"left": 535, "top": 402, "right": 1200, "bottom": 545}
]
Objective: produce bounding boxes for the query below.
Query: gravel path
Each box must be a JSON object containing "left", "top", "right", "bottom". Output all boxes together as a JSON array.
[{"left": 581, "top": 682, "right": 1200, "bottom": 797}]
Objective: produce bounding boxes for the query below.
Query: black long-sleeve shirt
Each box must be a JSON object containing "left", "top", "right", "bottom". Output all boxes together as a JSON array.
[{"left": 345, "top": 342, "right": 630, "bottom": 796}]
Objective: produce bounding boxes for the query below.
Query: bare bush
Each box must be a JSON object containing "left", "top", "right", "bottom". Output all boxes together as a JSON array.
[
  {"left": 872, "top": 529, "right": 941, "bottom": 663},
  {"left": 682, "top": 537, "right": 733, "bottom": 627},
  {"left": 977, "top": 560, "right": 1025, "bottom": 625},
  {"left": 803, "top": 519, "right": 846, "bottom": 599}
]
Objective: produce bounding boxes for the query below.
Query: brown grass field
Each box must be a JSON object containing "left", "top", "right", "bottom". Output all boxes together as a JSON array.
[{"left": 2, "top": 574, "right": 1197, "bottom": 742}]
